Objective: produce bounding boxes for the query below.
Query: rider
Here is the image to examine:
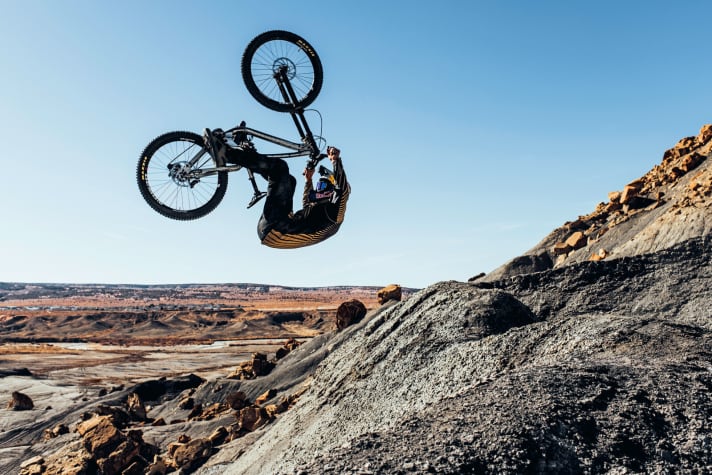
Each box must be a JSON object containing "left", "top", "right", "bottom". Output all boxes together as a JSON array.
[{"left": 204, "top": 129, "right": 350, "bottom": 249}]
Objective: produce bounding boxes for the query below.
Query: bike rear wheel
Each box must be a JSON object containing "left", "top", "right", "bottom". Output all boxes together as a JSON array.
[
  {"left": 242, "top": 30, "right": 323, "bottom": 112},
  {"left": 137, "top": 131, "right": 228, "bottom": 220}
]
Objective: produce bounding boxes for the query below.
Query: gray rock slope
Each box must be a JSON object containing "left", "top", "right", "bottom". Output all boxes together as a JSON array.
[{"left": 202, "top": 236, "right": 711, "bottom": 474}]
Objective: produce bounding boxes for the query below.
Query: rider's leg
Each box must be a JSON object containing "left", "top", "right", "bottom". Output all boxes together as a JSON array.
[
  {"left": 204, "top": 128, "right": 284, "bottom": 180},
  {"left": 257, "top": 171, "right": 297, "bottom": 240}
]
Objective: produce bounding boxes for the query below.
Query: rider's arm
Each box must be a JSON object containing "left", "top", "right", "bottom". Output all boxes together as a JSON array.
[
  {"left": 302, "top": 179, "right": 313, "bottom": 208},
  {"left": 328, "top": 146, "right": 348, "bottom": 190},
  {"left": 332, "top": 156, "right": 348, "bottom": 191},
  {"left": 302, "top": 167, "right": 314, "bottom": 208}
]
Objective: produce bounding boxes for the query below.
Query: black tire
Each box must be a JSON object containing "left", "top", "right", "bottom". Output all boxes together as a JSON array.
[
  {"left": 242, "top": 30, "right": 323, "bottom": 112},
  {"left": 137, "top": 131, "right": 228, "bottom": 220}
]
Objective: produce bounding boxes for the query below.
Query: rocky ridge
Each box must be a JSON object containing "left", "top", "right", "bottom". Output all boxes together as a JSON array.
[{"left": 480, "top": 124, "right": 712, "bottom": 281}]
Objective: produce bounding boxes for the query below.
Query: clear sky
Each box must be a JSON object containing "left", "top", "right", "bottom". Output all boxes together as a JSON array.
[{"left": 1, "top": 1, "right": 711, "bottom": 288}]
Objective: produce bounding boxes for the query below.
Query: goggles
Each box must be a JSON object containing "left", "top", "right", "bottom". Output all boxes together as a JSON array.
[{"left": 316, "top": 179, "right": 331, "bottom": 192}]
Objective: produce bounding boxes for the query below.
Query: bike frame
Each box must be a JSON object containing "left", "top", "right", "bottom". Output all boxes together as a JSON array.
[{"left": 187, "top": 65, "right": 323, "bottom": 179}]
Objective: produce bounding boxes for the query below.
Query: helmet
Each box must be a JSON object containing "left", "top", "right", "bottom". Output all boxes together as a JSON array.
[
  {"left": 316, "top": 176, "right": 335, "bottom": 193},
  {"left": 310, "top": 176, "right": 336, "bottom": 203}
]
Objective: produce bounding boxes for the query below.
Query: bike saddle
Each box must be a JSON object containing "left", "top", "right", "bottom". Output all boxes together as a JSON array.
[{"left": 233, "top": 120, "right": 249, "bottom": 144}]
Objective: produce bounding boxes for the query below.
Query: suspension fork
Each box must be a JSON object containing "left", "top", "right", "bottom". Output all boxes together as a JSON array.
[{"left": 275, "top": 68, "right": 320, "bottom": 160}]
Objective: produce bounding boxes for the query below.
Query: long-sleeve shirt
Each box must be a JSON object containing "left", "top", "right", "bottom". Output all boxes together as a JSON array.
[{"left": 261, "top": 157, "right": 351, "bottom": 249}]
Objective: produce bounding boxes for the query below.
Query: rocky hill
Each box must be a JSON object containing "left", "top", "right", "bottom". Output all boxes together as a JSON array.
[
  {"left": 480, "top": 124, "right": 712, "bottom": 282},
  {"left": 6, "top": 126, "right": 711, "bottom": 474}
]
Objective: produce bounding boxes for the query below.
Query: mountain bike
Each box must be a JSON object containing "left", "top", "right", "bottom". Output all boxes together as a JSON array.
[{"left": 137, "top": 30, "right": 327, "bottom": 220}]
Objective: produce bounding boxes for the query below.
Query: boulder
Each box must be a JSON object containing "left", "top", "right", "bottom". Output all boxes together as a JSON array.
[
  {"left": 168, "top": 438, "right": 213, "bottom": 473},
  {"left": 336, "top": 299, "right": 367, "bottom": 330},
  {"left": 275, "top": 337, "right": 302, "bottom": 360},
  {"left": 7, "top": 391, "right": 34, "bottom": 411},
  {"left": 43, "top": 424, "right": 69, "bottom": 440},
  {"left": 589, "top": 248, "right": 608, "bottom": 261},
  {"left": 251, "top": 353, "right": 275, "bottom": 376},
  {"left": 255, "top": 389, "right": 277, "bottom": 406},
  {"left": 552, "top": 242, "right": 571, "bottom": 256},
  {"left": 236, "top": 406, "right": 270, "bottom": 432},
  {"left": 608, "top": 191, "right": 622, "bottom": 203},
  {"left": 377, "top": 284, "right": 402, "bottom": 305},
  {"left": 564, "top": 231, "right": 587, "bottom": 250},
  {"left": 127, "top": 392, "right": 147, "bottom": 421},
  {"left": 178, "top": 396, "right": 195, "bottom": 410},
  {"left": 620, "top": 184, "right": 641, "bottom": 204},
  {"left": 698, "top": 124, "right": 712, "bottom": 144},
  {"left": 19, "top": 456, "right": 44, "bottom": 475},
  {"left": 77, "top": 415, "right": 123, "bottom": 459},
  {"left": 680, "top": 152, "right": 705, "bottom": 173},
  {"left": 228, "top": 353, "right": 275, "bottom": 379},
  {"left": 209, "top": 426, "right": 228, "bottom": 445}
]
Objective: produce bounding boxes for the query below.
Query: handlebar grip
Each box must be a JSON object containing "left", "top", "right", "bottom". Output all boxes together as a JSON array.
[{"left": 306, "top": 153, "right": 328, "bottom": 170}]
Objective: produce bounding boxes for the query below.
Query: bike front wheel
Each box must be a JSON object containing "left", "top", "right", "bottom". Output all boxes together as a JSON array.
[
  {"left": 242, "top": 30, "right": 323, "bottom": 112},
  {"left": 137, "top": 131, "right": 228, "bottom": 220}
]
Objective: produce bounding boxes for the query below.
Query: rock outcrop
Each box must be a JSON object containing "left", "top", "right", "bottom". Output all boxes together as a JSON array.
[
  {"left": 202, "top": 237, "right": 711, "bottom": 474},
  {"left": 377, "top": 284, "right": 402, "bottom": 304},
  {"left": 335, "top": 299, "right": 367, "bottom": 330},
  {"left": 479, "top": 124, "right": 712, "bottom": 282},
  {"left": 7, "top": 391, "right": 33, "bottom": 411}
]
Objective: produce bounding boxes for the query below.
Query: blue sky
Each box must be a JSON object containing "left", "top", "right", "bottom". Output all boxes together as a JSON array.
[{"left": 1, "top": 1, "right": 710, "bottom": 288}]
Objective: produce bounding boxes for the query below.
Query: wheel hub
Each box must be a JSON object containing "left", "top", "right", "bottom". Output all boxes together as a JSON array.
[
  {"left": 168, "top": 162, "right": 194, "bottom": 188},
  {"left": 272, "top": 57, "right": 297, "bottom": 80}
]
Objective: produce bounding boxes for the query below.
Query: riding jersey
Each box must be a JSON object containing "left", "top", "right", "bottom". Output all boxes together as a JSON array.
[{"left": 260, "top": 157, "right": 350, "bottom": 249}]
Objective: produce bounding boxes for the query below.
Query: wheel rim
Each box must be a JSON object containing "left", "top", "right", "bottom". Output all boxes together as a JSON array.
[
  {"left": 144, "top": 140, "right": 220, "bottom": 213},
  {"left": 248, "top": 39, "right": 316, "bottom": 106}
]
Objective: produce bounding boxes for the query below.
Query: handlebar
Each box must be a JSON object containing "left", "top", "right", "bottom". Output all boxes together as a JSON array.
[{"left": 306, "top": 153, "right": 328, "bottom": 170}]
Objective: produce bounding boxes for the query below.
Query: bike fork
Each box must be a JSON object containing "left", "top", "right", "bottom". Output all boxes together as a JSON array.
[{"left": 275, "top": 69, "right": 320, "bottom": 161}]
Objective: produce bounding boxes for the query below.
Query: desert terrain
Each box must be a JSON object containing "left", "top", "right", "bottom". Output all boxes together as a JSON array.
[
  {"left": 0, "top": 283, "right": 407, "bottom": 473},
  {"left": 2, "top": 125, "right": 711, "bottom": 474}
]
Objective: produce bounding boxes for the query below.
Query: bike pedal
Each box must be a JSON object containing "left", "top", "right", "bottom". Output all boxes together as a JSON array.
[{"left": 247, "top": 191, "right": 268, "bottom": 209}]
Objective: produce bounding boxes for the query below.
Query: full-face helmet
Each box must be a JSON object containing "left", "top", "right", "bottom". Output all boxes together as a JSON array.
[{"left": 310, "top": 175, "right": 336, "bottom": 203}]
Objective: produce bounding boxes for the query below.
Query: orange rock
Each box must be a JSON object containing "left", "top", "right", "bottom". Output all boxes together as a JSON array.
[
  {"left": 565, "top": 231, "right": 587, "bottom": 250},
  {"left": 608, "top": 191, "right": 622, "bottom": 203},
  {"left": 208, "top": 426, "right": 228, "bottom": 445},
  {"left": 255, "top": 389, "right": 277, "bottom": 406},
  {"left": 552, "top": 242, "right": 571, "bottom": 255},
  {"left": 169, "top": 438, "right": 212, "bottom": 472},
  {"left": 377, "top": 284, "right": 402, "bottom": 305},
  {"left": 236, "top": 406, "right": 269, "bottom": 432},
  {"left": 698, "top": 124, "right": 712, "bottom": 144},
  {"left": 620, "top": 185, "right": 641, "bottom": 204},
  {"left": 589, "top": 249, "right": 608, "bottom": 261},
  {"left": 264, "top": 404, "right": 281, "bottom": 418},
  {"left": 680, "top": 152, "right": 705, "bottom": 173}
]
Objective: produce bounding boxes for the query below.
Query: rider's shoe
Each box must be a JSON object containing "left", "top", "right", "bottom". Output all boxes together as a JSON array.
[{"left": 203, "top": 128, "right": 227, "bottom": 163}]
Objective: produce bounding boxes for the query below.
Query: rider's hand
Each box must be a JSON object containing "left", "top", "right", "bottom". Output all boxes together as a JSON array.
[
  {"left": 303, "top": 167, "right": 314, "bottom": 181},
  {"left": 327, "top": 146, "right": 341, "bottom": 163}
]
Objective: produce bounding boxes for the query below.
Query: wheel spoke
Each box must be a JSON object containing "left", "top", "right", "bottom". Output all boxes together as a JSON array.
[{"left": 138, "top": 133, "right": 226, "bottom": 217}]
